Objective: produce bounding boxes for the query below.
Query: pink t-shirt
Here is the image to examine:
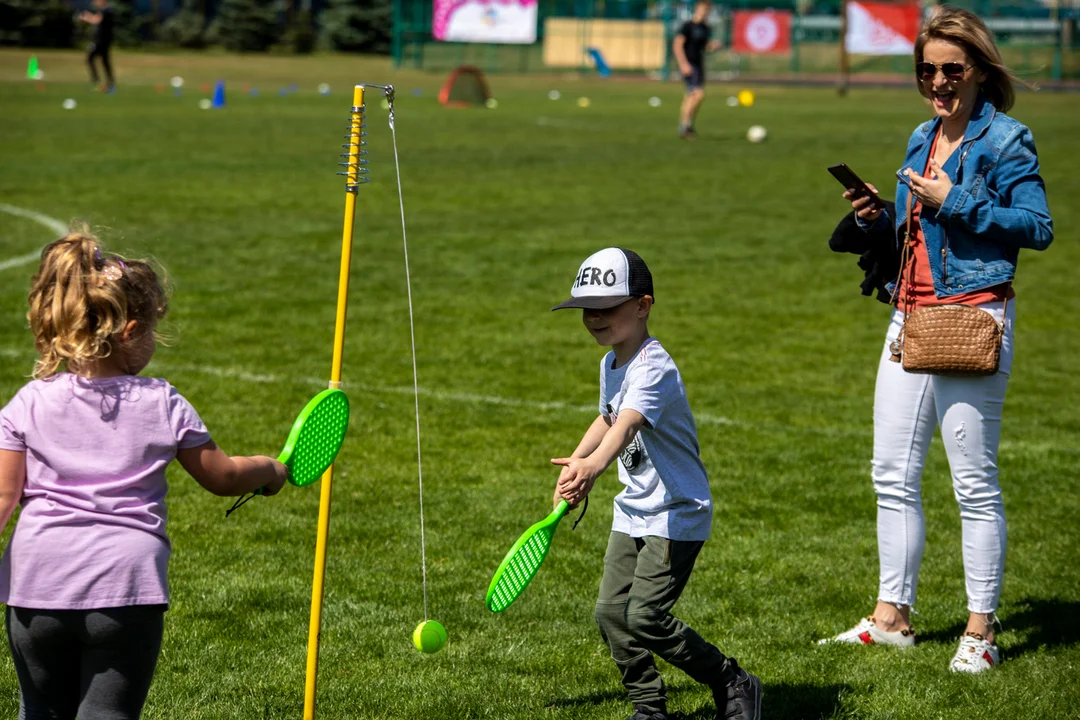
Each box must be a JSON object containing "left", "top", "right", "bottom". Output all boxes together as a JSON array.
[{"left": 0, "top": 373, "right": 211, "bottom": 609}]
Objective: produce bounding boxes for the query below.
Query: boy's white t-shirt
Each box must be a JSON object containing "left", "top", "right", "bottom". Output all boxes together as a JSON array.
[{"left": 599, "top": 338, "right": 712, "bottom": 542}]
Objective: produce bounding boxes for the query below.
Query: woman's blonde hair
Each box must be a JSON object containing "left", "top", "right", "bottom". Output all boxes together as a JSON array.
[
  {"left": 27, "top": 225, "right": 169, "bottom": 379},
  {"left": 915, "top": 5, "right": 1028, "bottom": 113}
]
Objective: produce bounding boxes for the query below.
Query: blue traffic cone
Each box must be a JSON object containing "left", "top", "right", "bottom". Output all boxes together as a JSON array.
[{"left": 211, "top": 80, "right": 225, "bottom": 109}]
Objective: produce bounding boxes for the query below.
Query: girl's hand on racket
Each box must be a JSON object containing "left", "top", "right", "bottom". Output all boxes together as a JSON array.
[
  {"left": 260, "top": 459, "right": 289, "bottom": 496},
  {"left": 179, "top": 443, "right": 288, "bottom": 497}
]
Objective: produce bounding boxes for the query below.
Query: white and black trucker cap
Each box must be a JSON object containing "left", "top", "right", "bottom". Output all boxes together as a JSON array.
[{"left": 551, "top": 247, "right": 654, "bottom": 311}]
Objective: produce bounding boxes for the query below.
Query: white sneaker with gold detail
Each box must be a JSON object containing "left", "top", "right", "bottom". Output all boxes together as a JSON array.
[
  {"left": 817, "top": 616, "right": 916, "bottom": 648},
  {"left": 949, "top": 632, "right": 1000, "bottom": 673}
]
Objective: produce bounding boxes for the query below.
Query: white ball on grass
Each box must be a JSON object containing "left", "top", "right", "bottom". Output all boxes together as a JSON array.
[
  {"left": 485, "top": 97, "right": 498, "bottom": 109},
  {"left": 548, "top": 89, "right": 561, "bottom": 100},
  {"left": 746, "top": 125, "right": 767, "bottom": 143},
  {"left": 648, "top": 96, "right": 661, "bottom": 107},
  {"left": 62, "top": 98, "right": 76, "bottom": 110},
  {"left": 170, "top": 76, "right": 184, "bottom": 88},
  {"left": 198, "top": 98, "right": 211, "bottom": 110},
  {"left": 318, "top": 83, "right": 331, "bottom": 96},
  {"left": 726, "top": 96, "right": 739, "bottom": 107}
]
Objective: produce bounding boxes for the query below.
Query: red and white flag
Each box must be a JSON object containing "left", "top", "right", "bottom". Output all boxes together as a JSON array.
[
  {"left": 732, "top": 10, "right": 793, "bottom": 55},
  {"left": 845, "top": 1, "right": 920, "bottom": 55}
]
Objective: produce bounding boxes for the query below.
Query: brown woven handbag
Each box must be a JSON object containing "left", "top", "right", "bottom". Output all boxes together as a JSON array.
[{"left": 888, "top": 196, "right": 1006, "bottom": 377}]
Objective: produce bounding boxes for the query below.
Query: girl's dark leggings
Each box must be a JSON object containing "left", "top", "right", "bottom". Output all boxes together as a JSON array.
[{"left": 6, "top": 604, "right": 164, "bottom": 720}]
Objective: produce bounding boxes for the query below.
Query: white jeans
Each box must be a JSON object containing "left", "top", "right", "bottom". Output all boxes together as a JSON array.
[{"left": 873, "top": 301, "right": 1014, "bottom": 615}]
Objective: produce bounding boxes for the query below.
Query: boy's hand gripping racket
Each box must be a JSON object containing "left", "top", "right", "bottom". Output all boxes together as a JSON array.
[
  {"left": 226, "top": 388, "right": 350, "bottom": 516},
  {"left": 485, "top": 500, "right": 570, "bottom": 612}
]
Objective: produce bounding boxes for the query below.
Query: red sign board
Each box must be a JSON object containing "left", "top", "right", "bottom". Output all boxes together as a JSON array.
[{"left": 732, "top": 10, "right": 793, "bottom": 55}]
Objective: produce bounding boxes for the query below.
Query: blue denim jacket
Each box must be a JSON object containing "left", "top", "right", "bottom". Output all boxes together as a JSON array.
[{"left": 865, "top": 94, "right": 1053, "bottom": 298}]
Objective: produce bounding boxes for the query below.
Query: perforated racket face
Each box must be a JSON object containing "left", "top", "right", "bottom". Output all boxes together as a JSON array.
[
  {"left": 485, "top": 501, "right": 568, "bottom": 613},
  {"left": 278, "top": 389, "right": 350, "bottom": 487}
]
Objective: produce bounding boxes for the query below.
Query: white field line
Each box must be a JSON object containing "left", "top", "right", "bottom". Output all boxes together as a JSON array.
[
  {"left": 0, "top": 351, "right": 1074, "bottom": 453},
  {"left": 0, "top": 204, "right": 68, "bottom": 273},
  {"left": 0, "top": 210, "right": 1072, "bottom": 453},
  {"left": 151, "top": 364, "right": 1080, "bottom": 453},
  {"left": 164, "top": 363, "right": 609, "bottom": 417}
]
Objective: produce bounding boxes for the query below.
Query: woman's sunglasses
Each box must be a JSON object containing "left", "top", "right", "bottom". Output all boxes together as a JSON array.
[{"left": 915, "top": 62, "right": 973, "bottom": 81}]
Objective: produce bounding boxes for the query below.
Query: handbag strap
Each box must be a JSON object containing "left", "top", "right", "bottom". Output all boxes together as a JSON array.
[{"left": 885, "top": 193, "right": 916, "bottom": 361}]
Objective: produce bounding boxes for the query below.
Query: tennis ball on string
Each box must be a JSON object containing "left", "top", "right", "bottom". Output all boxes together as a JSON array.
[
  {"left": 412, "top": 620, "right": 447, "bottom": 654},
  {"left": 577, "top": 96, "right": 591, "bottom": 108},
  {"left": 737, "top": 89, "right": 755, "bottom": 107},
  {"left": 380, "top": 97, "right": 390, "bottom": 110}
]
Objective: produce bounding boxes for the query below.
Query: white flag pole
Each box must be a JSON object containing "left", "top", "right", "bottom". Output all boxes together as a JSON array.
[{"left": 839, "top": 0, "right": 850, "bottom": 96}]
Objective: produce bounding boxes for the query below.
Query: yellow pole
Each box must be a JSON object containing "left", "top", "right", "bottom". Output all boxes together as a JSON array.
[{"left": 303, "top": 84, "right": 366, "bottom": 720}]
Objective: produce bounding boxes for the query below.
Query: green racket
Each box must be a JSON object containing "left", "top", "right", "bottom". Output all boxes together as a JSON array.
[
  {"left": 228, "top": 389, "right": 350, "bottom": 516},
  {"left": 485, "top": 500, "right": 569, "bottom": 613},
  {"left": 276, "top": 388, "right": 350, "bottom": 487}
]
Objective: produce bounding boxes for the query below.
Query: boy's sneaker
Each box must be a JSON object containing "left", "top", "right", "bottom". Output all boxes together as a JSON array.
[
  {"left": 817, "top": 616, "right": 915, "bottom": 648},
  {"left": 714, "top": 667, "right": 762, "bottom": 720},
  {"left": 949, "top": 632, "right": 1000, "bottom": 673},
  {"left": 625, "top": 706, "right": 683, "bottom": 720}
]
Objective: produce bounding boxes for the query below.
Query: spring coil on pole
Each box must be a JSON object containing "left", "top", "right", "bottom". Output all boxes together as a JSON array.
[{"left": 336, "top": 103, "right": 369, "bottom": 193}]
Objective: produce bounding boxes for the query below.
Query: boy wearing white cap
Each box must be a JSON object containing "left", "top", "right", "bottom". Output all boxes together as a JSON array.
[{"left": 551, "top": 248, "right": 762, "bottom": 720}]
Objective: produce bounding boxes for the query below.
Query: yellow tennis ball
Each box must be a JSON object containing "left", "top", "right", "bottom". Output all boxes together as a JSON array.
[
  {"left": 737, "top": 89, "right": 755, "bottom": 107},
  {"left": 412, "top": 620, "right": 447, "bottom": 654}
]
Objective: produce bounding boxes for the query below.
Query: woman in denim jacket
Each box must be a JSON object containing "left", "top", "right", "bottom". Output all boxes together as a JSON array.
[{"left": 820, "top": 5, "right": 1052, "bottom": 673}]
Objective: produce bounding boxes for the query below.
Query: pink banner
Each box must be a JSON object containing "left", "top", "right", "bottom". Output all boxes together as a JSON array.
[{"left": 433, "top": 0, "right": 538, "bottom": 44}]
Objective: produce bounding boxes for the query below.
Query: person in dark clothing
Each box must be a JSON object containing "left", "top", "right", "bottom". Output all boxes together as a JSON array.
[
  {"left": 672, "top": 1, "right": 721, "bottom": 139},
  {"left": 80, "top": 0, "right": 115, "bottom": 92}
]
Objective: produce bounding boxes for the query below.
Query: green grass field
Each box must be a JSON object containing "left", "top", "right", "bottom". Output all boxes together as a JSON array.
[{"left": 1, "top": 49, "right": 1078, "bottom": 719}]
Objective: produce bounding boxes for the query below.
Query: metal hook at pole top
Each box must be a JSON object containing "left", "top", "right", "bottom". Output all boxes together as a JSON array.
[{"left": 356, "top": 83, "right": 396, "bottom": 128}]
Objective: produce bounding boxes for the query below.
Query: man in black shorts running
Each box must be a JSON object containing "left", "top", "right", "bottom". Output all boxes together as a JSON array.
[
  {"left": 80, "top": 0, "right": 115, "bottom": 93},
  {"left": 672, "top": 1, "right": 720, "bottom": 140}
]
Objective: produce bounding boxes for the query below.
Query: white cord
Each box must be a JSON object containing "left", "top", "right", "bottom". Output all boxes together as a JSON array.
[{"left": 387, "top": 96, "right": 429, "bottom": 621}]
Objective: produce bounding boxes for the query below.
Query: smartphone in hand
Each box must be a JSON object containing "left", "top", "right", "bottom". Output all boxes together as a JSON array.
[{"left": 828, "top": 164, "right": 886, "bottom": 210}]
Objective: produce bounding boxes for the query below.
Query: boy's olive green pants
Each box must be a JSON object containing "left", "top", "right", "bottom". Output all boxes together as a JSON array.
[{"left": 594, "top": 532, "right": 735, "bottom": 713}]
